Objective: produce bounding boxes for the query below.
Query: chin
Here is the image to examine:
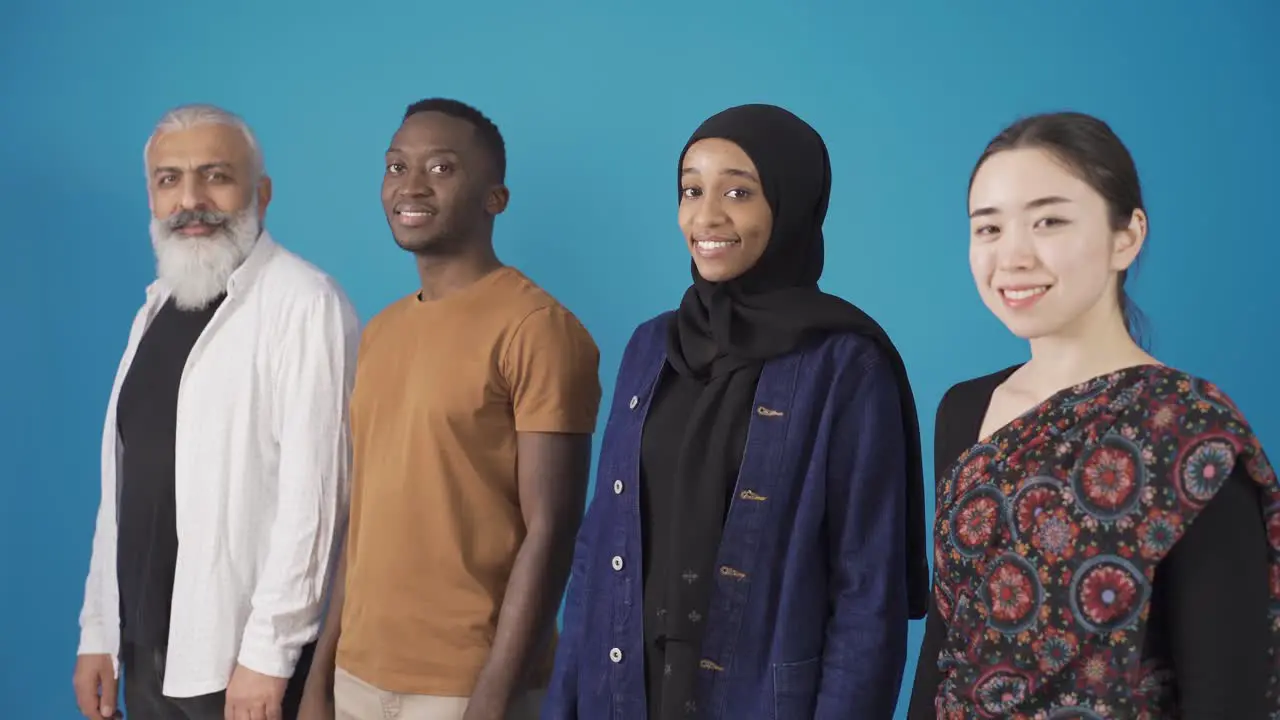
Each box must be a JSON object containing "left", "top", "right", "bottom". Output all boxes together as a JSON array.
[
  {"left": 393, "top": 233, "right": 439, "bottom": 253},
  {"left": 981, "top": 296, "right": 1045, "bottom": 339},
  {"left": 151, "top": 209, "right": 259, "bottom": 310},
  {"left": 1003, "top": 325, "right": 1044, "bottom": 340},
  {"left": 693, "top": 260, "right": 748, "bottom": 284},
  {"left": 996, "top": 315, "right": 1067, "bottom": 340}
]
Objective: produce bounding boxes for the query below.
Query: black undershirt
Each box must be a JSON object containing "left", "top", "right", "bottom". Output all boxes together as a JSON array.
[
  {"left": 906, "top": 368, "right": 1270, "bottom": 719},
  {"left": 639, "top": 366, "right": 749, "bottom": 719},
  {"left": 115, "top": 295, "right": 223, "bottom": 648}
]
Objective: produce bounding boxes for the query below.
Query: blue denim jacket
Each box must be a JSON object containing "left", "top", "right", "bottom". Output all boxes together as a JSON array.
[{"left": 543, "top": 312, "right": 910, "bottom": 719}]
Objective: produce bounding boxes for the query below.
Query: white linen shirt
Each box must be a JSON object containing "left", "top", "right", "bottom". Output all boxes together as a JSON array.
[{"left": 77, "top": 232, "right": 361, "bottom": 698}]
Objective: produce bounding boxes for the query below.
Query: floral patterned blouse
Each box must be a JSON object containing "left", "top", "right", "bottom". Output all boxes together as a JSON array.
[{"left": 909, "top": 364, "right": 1278, "bottom": 719}]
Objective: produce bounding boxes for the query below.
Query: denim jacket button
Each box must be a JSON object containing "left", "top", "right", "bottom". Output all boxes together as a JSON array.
[
  {"left": 613, "top": 479, "right": 624, "bottom": 494},
  {"left": 611, "top": 555, "right": 624, "bottom": 571},
  {"left": 628, "top": 395, "right": 639, "bottom": 409},
  {"left": 610, "top": 647, "right": 623, "bottom": 663}
]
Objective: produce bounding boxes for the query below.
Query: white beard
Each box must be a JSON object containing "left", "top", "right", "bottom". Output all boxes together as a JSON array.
[{"left": 150, "top": 202, "right": 261, "bottom": 310}]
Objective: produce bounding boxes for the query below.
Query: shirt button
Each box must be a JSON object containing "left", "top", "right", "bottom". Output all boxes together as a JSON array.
[
  {"left": 611, "top": 555, "right": 624, "bottom": 571},
  {"left": 613, "top": 480, "right": 624, "bottom": 495},
  {"left": 628, "top": 395, "right": 639, "bottom": 410},
  {"left": 609, "top": 648, "right": 623, "bottom": 663}
]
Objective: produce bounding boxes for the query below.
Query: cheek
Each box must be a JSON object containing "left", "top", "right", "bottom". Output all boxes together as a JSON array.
[
  {"left": 969, "top": 246, "right": 996, "bottom": 285},
  {"left": 742, "top": 209, "right": 772, "bottom": 257},
  {"left": 1038, "top": 241, "right": 1106, "bottom": 291},
  {"left": 676, "top": 204, "right": 695, "bottom": 237},
  {"left": 205, "top": 186, "right": 250, "bottom": 213},
  {"left": 150, "top": 191, "right": 177, "bottom": 219}
]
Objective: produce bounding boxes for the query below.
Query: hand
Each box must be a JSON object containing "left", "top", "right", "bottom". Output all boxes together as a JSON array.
[
  {"left": 225, "top": 663, "right": 288, "bottom": 720},
  {"left": 72, "top": 653, "right": 120, "bottom": 719}
]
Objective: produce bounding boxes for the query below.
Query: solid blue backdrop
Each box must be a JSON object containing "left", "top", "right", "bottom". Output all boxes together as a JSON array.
[{"left": 3, "top": 2, "right": 1277, "bottom": 717}]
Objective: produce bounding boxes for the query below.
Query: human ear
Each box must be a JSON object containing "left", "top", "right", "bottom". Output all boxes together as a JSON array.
[
  {"left": 485, "top": 184, "right": 510, "bottom": 216},
  {"left": 1112, "top": 208, "right": 1147, "bottom": 271}
]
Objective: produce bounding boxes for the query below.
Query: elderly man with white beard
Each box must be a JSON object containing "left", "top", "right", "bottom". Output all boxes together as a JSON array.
[{"left": 71, "top": 104, "right": 361, "bottom": 720}]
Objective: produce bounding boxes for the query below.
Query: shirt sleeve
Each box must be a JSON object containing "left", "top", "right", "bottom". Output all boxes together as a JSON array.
[
  {"left": 906, "top": 385, "right": 962, "bottom": 719},
  {"left": 815, "top": 346, "right": 909, "bottom": 720},
  {"left": 237, "top": 287, "right": 361, "bottom": 677},
  {"left": 1157, "top": 465, "right": 1270, "bottom": 719},
  {"left": 501, "top": 305, "right": 602, "bottom": 435}
]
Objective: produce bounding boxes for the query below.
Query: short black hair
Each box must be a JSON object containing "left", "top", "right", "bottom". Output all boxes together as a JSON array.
[{"left": 403, "top": 98, "right": 506, "bottom": 182}]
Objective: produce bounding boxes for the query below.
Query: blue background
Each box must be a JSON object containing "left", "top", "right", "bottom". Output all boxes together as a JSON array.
[{"left": 3, "top": 2, "right": 1278, "bottom": 717}]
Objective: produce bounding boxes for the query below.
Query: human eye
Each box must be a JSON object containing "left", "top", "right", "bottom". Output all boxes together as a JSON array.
[
  {"left": 1034, "top": 216, "right": 1070, "bottom": 230},
  {"left": 680, "top": 186, "right": 701, "bottom": 200},
  {"left": 972, "top": 223, "right": 1000, "bottom": 240}
]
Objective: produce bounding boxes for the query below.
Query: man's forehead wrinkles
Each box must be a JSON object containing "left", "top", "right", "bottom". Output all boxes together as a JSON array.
[{"left": 150, "top": 157, "right": 240, "bottom": 170}]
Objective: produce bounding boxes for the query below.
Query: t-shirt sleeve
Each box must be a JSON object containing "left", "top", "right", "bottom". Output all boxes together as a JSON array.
[{"left": 502, "top": 305, "right": 602, "bottom": 434}]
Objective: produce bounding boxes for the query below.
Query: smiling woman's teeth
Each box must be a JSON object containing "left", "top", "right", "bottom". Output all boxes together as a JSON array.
[
  {"left": 1003, "top": 286, "right": 1048, "bottom": 300},
  {"left": 696, "top": 240, "right": 738, "bottom": 249}
]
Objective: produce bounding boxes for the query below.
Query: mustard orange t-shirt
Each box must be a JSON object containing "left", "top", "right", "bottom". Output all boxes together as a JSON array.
[{"left": 337, "top": 266, "right": 602, "bottom": 695}]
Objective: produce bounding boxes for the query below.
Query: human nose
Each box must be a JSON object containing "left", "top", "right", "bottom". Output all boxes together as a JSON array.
[
  {"left": 179, "top": 176, "right": 209, "bottom": 210},
  {"left": 690, "top": 193, "right": 729, "bottom": 231},
  {"left": 399, "top": 166, "right": 434, "bottom": 197},
  {"left": 995, "top": 224, "right": 1037, "bottom": 270}
]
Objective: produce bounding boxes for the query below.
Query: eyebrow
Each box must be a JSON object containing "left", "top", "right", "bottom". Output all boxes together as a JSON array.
[
  {"left": 152, "top": 162, "right": 235, "bottom": 177},
  {"left": 969, "top": 195, "right": 1072, "bottom": 219},
  {"left": 680, "top": 166, "right": 760, "bottom": 183},
  {"left": 386, "top": 146, "right": 459, "bottom": 156}
]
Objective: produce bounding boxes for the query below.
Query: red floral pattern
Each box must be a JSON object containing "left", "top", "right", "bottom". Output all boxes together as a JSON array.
[
  {"left": 957, "top": 494, "right": 1001, "bottom": 548},
  {"left": 931, "top": 365, "right": 1279, "bottom": 718},
  {"left": 1078, "top": 443, "right": 1140, "bottom": 514}
]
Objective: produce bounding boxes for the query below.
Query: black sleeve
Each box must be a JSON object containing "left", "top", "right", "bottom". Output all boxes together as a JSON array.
[
  {"left": 1157, "top": 466, "right": 1270, "bottom": 719},
  {"left": 906, "top": 596, "right": 948, "bottom": 719},
  {"left": 905, "top": 388, "right": 958, "bottom": 720}
]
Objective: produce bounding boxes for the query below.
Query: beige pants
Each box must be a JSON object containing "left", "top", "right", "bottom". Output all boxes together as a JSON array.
[{"left": 334, "top": 668, "right": 544, "bottom": 720}]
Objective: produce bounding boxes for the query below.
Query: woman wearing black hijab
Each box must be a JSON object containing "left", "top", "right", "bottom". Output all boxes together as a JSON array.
[{"left": 543, "top": 104, "right": 928, "bottom": 720}]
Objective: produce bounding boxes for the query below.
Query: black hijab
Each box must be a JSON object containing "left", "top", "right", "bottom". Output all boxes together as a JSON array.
[{"left": 657, "top": 106, "right": 929, "bottom": 663}]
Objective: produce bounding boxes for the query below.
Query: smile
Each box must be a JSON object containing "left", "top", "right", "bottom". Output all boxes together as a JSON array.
[
  {"left": 692, "top": 237, "right": 741, "bottom": 259},
  {"left": 696, "top": 239, "right": 738, "bottom": 250},
  {"left": 1002, "top": 286, "right": 1048, "bottom": 300},
  {"left": 175, "top": 223, "right": 220, "bottom": 236},
  {"left": 394, "top": 207, "right": 436, "bottom": 228},
  {"left": 999, "top": 285, "right": 1051, "bottom": 309}
]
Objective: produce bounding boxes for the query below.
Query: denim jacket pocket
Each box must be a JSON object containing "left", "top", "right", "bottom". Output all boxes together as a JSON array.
[{"left": 772, "top": 656, "right": 821, "bottom": 720}]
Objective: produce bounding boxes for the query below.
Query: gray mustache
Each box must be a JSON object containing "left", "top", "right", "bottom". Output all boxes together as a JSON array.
[{"left": 166, "top": 209, "right": 234, "bottom": 230}]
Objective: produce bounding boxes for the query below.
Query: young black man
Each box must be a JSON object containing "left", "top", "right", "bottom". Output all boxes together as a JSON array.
[{"left": 298, "top": 99, "right": 601, "bottom": 720}]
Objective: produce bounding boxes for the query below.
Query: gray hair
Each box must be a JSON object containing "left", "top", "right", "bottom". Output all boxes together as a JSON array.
[{"left": 143, "top": 103, "right": 265, "bottom": 180}]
